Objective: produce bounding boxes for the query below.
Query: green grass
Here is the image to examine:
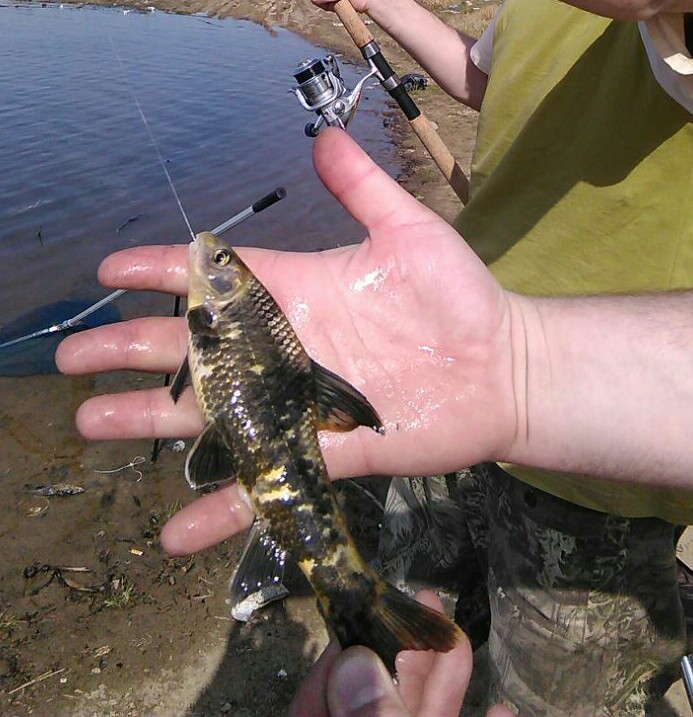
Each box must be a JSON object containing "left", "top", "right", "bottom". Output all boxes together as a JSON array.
[{"left": 104, "top": 576, "right": 135, "bottom": 609}]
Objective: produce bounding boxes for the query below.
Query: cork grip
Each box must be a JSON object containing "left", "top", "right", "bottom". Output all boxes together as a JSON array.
[
  {"left": 410, "top": 115, "right": 470, "bottom": 204},
  {"left": 332, "top": 0, "right": 470, "bottom": 204},
  {"left": 333, "top": 0, "right": 374, "bottom": 47}
]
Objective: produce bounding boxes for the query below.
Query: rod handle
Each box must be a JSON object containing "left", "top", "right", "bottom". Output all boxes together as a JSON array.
[
  {"left": 333, "top": 0, "right": 373, "bottom": 48},
  {"left": 331, "top": 0, "right": 470, "bottom": 204},
  {"left": 410, "top": 115, "right": 470, "bottom": 204}
]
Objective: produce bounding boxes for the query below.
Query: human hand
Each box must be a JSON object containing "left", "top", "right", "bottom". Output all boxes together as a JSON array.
[
  {"left": 56, "top": 128, "right": 519, "bottom": 555},
  {"left": 288, "top": 591, "right": 518, "bottom": 717},
  {"left": 288, "top": 591, "right": 474, "bottom": 717}
]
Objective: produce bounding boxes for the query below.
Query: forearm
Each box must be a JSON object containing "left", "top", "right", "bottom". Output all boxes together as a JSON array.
[
  {"left": 506, "top": 291, "right": 693, "bottom": 486},
  {"left": 365, "top": 0, "right": 487, "bottom": 110}
]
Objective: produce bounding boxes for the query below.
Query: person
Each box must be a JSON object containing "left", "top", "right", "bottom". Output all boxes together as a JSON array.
[
  {"left": 57, "top": 129, "right": 693, "bottom": 715},
  {"left": 310, "top": 1, "right": 693, "bottom": 714}
]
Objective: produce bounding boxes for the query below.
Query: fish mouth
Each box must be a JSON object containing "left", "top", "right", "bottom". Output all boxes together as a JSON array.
[
  {"left": 188, "top": 237, "right": 204, "bottom": 308},
  {"left": 187, "top": 237, "right": 206, "bottom": 309}
]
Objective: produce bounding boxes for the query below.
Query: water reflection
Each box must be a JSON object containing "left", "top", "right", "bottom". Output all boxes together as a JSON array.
[{"left": 0, "top": 3, "right": 398, "bottom": 322}]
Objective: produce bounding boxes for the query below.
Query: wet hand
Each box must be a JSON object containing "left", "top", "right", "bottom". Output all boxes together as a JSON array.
[
  {"left": 289, "top": 591, "right": 474, "bottom": 717},
  {"left": 56, "top": 128, "right": 519, "bottom": 555}
]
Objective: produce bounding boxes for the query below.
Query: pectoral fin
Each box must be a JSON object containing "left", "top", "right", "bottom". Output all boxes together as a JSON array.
[
  {"left": 185, "top": 421, "right": 237, "bottom": 490},
  {"left": 312, "top": 359, "right": 383, "bottom": 434},
  {"left": 229, "top": 519, "right": 289, "bottom": 622},
  {"left": 187, "top": 305, "right": 217, "bottom": 336},
  {"left": 170, "top": 355, "right": 190, "bottom": 404}
]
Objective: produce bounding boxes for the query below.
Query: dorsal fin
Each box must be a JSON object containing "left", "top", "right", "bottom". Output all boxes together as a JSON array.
[{"left": 311, "top": 359, "right": 383, "bottom": 434}]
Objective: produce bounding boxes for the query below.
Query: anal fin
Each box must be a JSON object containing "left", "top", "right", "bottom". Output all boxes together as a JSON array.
[{"left": 229, "top": 519, "right": 289, "bottom": 622}]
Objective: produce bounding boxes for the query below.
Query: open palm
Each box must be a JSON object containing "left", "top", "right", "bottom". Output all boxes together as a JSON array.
[{"left": 57, "top": 128, "right": 517, "bottom": 553}]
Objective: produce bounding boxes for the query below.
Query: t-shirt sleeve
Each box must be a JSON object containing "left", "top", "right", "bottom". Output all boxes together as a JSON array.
[
  {"left": 640, "top": 15, "right": 693, "bottom": 114},
  {"left": 470, "top": 13, "right": 499, "bottom": 76}
]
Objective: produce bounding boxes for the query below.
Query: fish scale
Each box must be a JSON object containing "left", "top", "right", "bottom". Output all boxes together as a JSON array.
[{"left": 192, "top": 281, "right": 339, "bottom": 558}]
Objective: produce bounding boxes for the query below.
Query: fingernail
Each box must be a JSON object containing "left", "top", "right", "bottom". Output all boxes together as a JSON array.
[{"left": 332, "top": 648, "right": 391, "bottom": 715}]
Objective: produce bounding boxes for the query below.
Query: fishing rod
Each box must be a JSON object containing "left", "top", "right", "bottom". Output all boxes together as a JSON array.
[
  {"left": 292, "top": 0, "right": 469, "bottom": 205},
  {"left": 0, "top": 290, "right": 128, "bottom": 350},
  {"left": 682, "top": 654, "right": 693, "bottom": 712},
  {"left": 0, "top": 189, "right": 287, "bottom": 353}
]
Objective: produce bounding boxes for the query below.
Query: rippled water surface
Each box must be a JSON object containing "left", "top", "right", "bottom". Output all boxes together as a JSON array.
[{"left": 0, "top": 3, "right": 398, "bottom": 323}]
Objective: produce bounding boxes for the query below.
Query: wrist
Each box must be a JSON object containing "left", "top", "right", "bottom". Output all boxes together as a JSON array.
[
  {"left": 501, "top": 292, "right": 534, "bottom": 465},
  {"left": 501, "top": 293, "right": 655, "bottom": 479}
]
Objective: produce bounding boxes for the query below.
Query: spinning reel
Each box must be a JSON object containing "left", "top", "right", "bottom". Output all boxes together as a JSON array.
[{"left": 291, "top": 55, "right": 376, "bottom": 137}]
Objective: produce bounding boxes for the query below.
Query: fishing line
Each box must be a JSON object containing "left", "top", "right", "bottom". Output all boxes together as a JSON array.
[
  {"left": 107, "top": 33, "right": 195, "bottom": 241},
  {"left": 94, "top": 455, "right": 147, "bottom": 482},
  {"left": 109, "top": 32, "right": 291, "bottom": 464},
  {"left": 107, "top": 29, "right": 195, "bottom": 462}
]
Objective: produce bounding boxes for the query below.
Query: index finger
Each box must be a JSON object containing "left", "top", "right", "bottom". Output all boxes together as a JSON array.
[
  {"left": 396, "top": 590, "right": 472, "bottom": 716},
  {"left": 98, "top": 244, "right": 188, "bottom": 295}
]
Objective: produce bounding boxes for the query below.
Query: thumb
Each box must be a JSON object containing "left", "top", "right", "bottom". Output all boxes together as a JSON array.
[
  {"left": 312, "top": 127, "right": 427, "bottom": 234},
  {"left": 327, "top": 646, "right": 411, "bottom": 717}
]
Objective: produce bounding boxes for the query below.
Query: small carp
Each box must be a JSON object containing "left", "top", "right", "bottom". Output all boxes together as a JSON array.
[{"left": 172, "top": 231, "right": 462, "bottom": 671}]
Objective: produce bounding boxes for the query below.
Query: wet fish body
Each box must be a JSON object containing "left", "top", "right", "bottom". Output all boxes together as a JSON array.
[{"left": 174, "top": 231, "right": 461, "bottom": 670}]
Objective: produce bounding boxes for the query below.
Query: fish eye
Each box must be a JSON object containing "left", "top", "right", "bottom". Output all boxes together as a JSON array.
[{"left": 213, "top": 249, "right": 231, "bottom": 266}]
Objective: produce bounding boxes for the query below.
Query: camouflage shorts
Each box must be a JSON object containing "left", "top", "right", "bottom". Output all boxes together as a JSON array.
[
  {"left": 460, "top": 464, "right": 687, "bottom": 717},
  {"left": 376, "top": 468, "right": 687, "bottom": 716}
]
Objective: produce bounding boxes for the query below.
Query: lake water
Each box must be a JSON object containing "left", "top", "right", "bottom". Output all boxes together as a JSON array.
[{"left": 0, "top": 2, "right": 399, "bottom": 324}]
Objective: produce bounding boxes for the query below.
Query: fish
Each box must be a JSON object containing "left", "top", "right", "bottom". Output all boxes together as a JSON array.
[
  {"left": 25, "top": 483, "right": 85, "bottom": 497},
  {"left": 171, "top": 230, "right": 463, "bottom": 671}
]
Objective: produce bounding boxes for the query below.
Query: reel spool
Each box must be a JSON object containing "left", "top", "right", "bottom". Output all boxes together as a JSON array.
[{"left": 291, "top": 55, "right": 375, "bottom": 137}]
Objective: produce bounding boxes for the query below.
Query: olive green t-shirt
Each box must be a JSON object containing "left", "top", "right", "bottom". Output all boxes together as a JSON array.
[{"left": 455, "top": 0, "right": 693, "bottom": 522}]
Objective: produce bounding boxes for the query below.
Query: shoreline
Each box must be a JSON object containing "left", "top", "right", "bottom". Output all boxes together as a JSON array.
[{"left": 55, "top": 0, "right": 496, "bottom": 221}]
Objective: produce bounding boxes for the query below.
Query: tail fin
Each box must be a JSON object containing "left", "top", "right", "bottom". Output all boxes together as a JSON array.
[{"left": 331, "top": 582, "right": 464, "bottom": 674}]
